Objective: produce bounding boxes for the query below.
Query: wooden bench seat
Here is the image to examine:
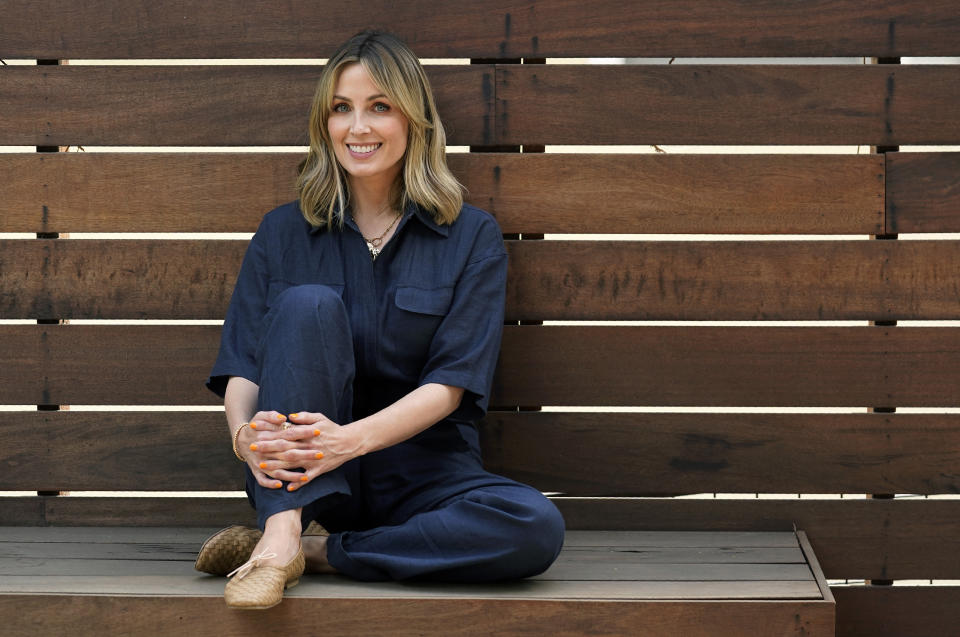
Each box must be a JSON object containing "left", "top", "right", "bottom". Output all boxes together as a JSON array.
[{"left": 0, "top": 528, "right": 833, "bottom": 636}]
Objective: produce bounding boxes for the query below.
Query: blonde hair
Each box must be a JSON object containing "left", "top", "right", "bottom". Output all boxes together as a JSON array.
[{"left": 296, "top": 31, "right": 463, "bottom": 228}]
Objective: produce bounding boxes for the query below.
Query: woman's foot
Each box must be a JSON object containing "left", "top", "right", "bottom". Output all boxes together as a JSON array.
[
  {"left": 224, "top": 509, "right": 305, "bottom": 609},
  {"left": 195, "top": 525, "right": 262, "bottom": 576},
  {"left": 303, "top": 533, "right": 338, "bottom": 574}
]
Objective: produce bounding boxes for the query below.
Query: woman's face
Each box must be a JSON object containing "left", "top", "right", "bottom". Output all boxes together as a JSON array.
[{"left": 328, "top": 63, "right": 409, "bottom": 189}]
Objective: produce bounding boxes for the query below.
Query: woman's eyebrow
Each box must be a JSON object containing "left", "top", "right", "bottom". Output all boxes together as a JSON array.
[{"left": 332, "top": 94, "right": 388, "bottom": 102}]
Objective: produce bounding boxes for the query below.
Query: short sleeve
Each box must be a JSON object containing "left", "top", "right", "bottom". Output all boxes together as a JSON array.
[
  {"left": 419, "top": 222, "right": 508, "bottom": 421},
  {"left": 206, "top": 223, "right": 270, "bottom": 398}
]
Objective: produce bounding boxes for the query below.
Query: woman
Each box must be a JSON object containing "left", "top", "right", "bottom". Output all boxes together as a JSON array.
[{"left": 196, "top": 31, "right": 565, "bottom": 610}]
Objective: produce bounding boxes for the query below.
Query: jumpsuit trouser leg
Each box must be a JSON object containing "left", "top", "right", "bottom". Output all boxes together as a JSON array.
[{"left": 245, "top": 284, "right": 356, "bottom": 531}]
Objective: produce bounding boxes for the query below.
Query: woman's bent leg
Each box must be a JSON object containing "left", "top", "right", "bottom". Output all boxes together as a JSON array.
[
  {"left": 246, "top": 284, "right": 356, "bottom": 530},
  {"left": 325, "top": 483, "right": 565, "bottom": 582}
]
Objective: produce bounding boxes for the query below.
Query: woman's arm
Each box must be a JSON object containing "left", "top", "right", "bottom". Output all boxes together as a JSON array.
[
  {"left": 248, "top": 383, "right": 464, "bottom": 489},
  {"left": 225, "top": 375, "right": 291, "bottom": 489}
]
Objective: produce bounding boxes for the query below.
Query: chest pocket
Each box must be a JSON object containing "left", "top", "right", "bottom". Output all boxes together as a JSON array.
[{"left": 390, "top": 286, "right": 454, "bottom": 356}]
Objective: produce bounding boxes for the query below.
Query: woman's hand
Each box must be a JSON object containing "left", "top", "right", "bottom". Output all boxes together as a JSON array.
[
  {"left": 248, "top": 411, "right": 365, "bottom": 491},
  {"left": 237, "top": 411, "right": 290, "bottom": 489}
]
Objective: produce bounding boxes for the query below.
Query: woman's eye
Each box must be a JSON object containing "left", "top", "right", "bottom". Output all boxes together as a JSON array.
[
  {"left": 373, "top": 102, "right": 390, "bottom": 113},
  {"left": 332, "top": 103, "right": 349, "bottom": 113}
]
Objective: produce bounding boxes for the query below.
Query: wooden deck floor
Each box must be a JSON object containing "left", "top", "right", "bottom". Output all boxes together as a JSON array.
[{"left": 0, "top": 528, "right": 835, "bottom": 636}]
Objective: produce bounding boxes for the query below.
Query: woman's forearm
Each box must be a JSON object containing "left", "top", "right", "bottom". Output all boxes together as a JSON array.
[
  {"left": 225, "top": 376, "right": 260, "bottom": 439},
  {"left": 344, "top": 383, "right": 464, "bottom": 456}
]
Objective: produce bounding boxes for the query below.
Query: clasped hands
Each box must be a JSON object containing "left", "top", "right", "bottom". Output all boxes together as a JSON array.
[{"left": 239, "top": 411, "right": 355, "bottom": 491}]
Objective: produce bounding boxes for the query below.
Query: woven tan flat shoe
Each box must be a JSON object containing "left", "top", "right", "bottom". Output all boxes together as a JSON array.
[
  {"left": 224, "top": 545, "right": 305, "bottom": 610},
  {"left": 195, "top": 525, "right": 263, "bottom": 576}
]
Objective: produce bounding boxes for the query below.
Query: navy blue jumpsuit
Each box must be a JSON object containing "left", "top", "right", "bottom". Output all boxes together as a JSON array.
[{"left": 207, "top": 200, "right": 565, "bottom": 582}]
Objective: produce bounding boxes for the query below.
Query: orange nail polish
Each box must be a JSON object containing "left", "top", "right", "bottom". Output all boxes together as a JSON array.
[
  {"left": 274, "top": 482, "right": 282, "bottom": 488},
  {"left": 315, "top": 452, "right": 324, "bottom": 459},
  {"left": 300, "top": 476, "right": 308, "bottom": 482},
  {"left": 249, "top": 443, "right": 257, "bottom": 451},
  {"left": 289, "top": 413, "right": 299, "bottom": 419},
  {"left": 287, "top": 485, "right": 296, "bottom": 491},
  {"left": 259, "top": 462, "right": 267, "bottom": 469},
  {"left": 276, "top": 414, "right": 286, "bottom": 422},
  {"left": 314, "top": 429, "right": 321, "bottom": 436},
  {"left": 249, "top": 422, "right": 257, "bottom": 430}
]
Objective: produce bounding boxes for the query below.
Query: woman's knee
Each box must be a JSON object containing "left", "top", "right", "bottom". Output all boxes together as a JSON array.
[{"left": 272, "top": 284, "right": 344, "bottom": 315}]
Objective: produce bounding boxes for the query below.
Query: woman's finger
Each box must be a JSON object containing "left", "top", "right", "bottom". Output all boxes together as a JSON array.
[{"left": 249, "top": 411, "right": 288, "bottom": 432}]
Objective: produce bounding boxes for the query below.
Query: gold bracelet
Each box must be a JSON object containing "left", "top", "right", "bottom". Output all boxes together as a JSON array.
[{"left": 232, "top": 422, "right": 250, "bottom": 462}]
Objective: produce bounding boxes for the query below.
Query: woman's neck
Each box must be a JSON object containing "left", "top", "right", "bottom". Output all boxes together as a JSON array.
[{"left": 349, "top": 176, "right": 398, "bottom": 220}]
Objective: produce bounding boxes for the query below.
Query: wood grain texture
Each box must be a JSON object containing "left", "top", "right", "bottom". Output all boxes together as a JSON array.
[
  {"left": 496, "top": 65, "right": 960, "bottom": 145},
  {"left": 886, "top": 152, "right": 960, "bottom": 233},
  {"left": 556, "top": 498, "right": 960, "bottom": 581},
  {"left": 834, "top": 586, "right": 960, "bottom": 637},
  {"left": 2, "top": 0, "right": 957, "bottom": 58},
  {"left": 0, "top": 65, "right": 491, "bottom": 146},
  {"left": 4, "top": 325, "right": 960, "bottom": 406},
  {"left": 0, "top": 595, "right": 833, "bottom": 636},
  {"left": 481, "top": 412, "right": 960, "bottom": 496},
  {"left": 0, "top": 152, "right": 884, "bottom": 235},
  {"left": 0, "top": 152, "right": 301, "bottom": 234},
  {"left": 7, "top": 496, "right": 960, "bottom": 581},
  {"left": 8, "top": 411, "right": 960, "bottom": 495},
  {"left": 7, "top": 239, "right": 960, "bottom": 321},
  {"left": 494, "top": 326, "right": 960, "bottom": 407}
]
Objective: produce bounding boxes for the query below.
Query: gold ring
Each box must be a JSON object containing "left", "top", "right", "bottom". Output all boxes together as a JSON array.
[{"left": 281, "top": 422, "right": 291, "bottom": 430}]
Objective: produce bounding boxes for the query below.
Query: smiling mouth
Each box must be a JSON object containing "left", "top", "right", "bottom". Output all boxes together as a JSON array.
[{"left": 347, "top": 143, "right": 382, "bottom": 153}]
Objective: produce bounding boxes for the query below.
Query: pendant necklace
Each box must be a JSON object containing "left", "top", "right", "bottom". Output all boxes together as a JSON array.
[{"left": 357, "top": 208, "right": 401, "bottom": 261}]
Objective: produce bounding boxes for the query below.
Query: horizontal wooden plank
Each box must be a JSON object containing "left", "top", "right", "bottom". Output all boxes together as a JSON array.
[
  {"left": 834, "top": 586, "right": 960, "bottom": 637},
  {"left": 4, "top": 65, "right": 958, "bottom": 146},
  {"left": 0, "top": 152, "right": 884, "bottom": 235},
  {"left": 7, "top": 496, "right": 960, "bottom": 580},
  {"left": 0, "top": 595, "right": 833, "bottom": 637},
  {"left": 4, "top": 325, "right": 960, "bottom": 406},
  {"left": 886, "top": 152, "right": 960, "bottom": 233},
  {"left": 2, "top": 0, "right": 957, "bottom": 58},
  {"left": 494, "top": 326, "right": 960, "bottom": 407},
  {"left": 4, "top": 539, "right": 803, "bottom": 565},
  {"left": 7, "top": 411, "right": 960, "bottom": 495},
  {"left": 7, "top": 239, "right": 960, "bottom": 321},
  {"left": 556, "top": 498, "right": 960, "bottom": 581},
  {"left": 497, "top": 65, "right": 960, "bottom": 145},
  {"left": 0, "top": 65, "right": 491, "bottom": 146},
  {"left": 481, "top": 412, "right": 960, "bottom": 496}
]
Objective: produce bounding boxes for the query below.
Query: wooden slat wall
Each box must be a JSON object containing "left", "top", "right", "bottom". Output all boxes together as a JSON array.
[
  {"left": 3, "top": 3, "right": 960, "bottom": 635},
  {"left": 7, "top": 239, "right": 960, "bottom": 320},
  {"left": 4, "top": 411, "right": 960, "bottom": 496},
  {"left": 3, "top": 65, "right": 959, "bottom": 146},
  {"left": 2, "top": 0, "right": 958, "bottom": 58},
  {"left": 4, "top": 325, "right": 960, "bottom": 407},
  {"left": 0, "top": 153, "right": 884, "bottom": 235}
]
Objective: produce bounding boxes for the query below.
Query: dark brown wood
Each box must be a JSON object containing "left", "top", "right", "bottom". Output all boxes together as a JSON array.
[
  {"left": 8, "top": 238, "right": 960, "bottom": 321},
  {"left": 0, "top": 65, "right": 491, "bottom": 146},
  {"left": 480, "top": 412, "right": 960, "bottom": 495},
  {"left": 2, "top": 0, "right": 957, "bottom": 58},
  {"left": 886, "top": 152, "right": 960, "bottom": 233},
  {"left": 0, "top": 595, "right": 833, "bottom": 636},
  {"left": 494, "top": 326, "right": 960, "bottom": 407},
  {"left": 555, "top": 498, "right": 960, "bottom": 581},
  {"left": 9, "top": 495, "right": 960, "bottom": 580},
  {"left": 9, "top": 410, "right": 960, "bottom": 496},
  {"left": 505, "top": 240, "right": 960, "bottom": 321},
  {"left": 496, "top": 65, "right": 960, "bottom": 145},
  {"left": 0, "top": 152, "right": 884, "bottom": 235},
  {"left": 5, "top": 325, "right": 960, "bottom": 406},
  {"left": 0, "top": 153, "right": 302, "bottom": 234},
  {"left": 464, "top": 153, "right": 884, "bottom": 235},
  {"left": 834, "top": 586, "right": 960, "bottom": 637}
]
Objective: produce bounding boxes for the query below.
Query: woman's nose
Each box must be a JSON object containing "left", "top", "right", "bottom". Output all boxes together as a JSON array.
[{"left": 350, "top": 113, "right": 371, "bottom": 135}]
